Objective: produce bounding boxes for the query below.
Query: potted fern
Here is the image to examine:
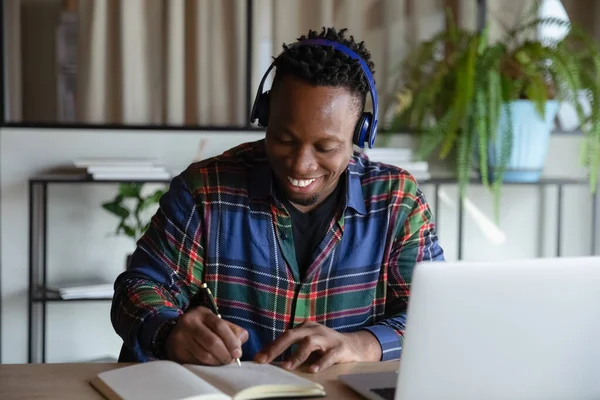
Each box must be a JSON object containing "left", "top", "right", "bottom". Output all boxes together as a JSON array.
[
  {"left": 391, "top": 7, "right": 600, "bottom": 220},
  {"left": 102, "top": 183, "right": 166, "bottom": 268}
]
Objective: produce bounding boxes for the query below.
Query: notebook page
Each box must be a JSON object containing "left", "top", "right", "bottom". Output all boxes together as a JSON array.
[
  {"left": 185, "top": 362, "right": 321, "bottom": 397},
  {"left": 95, "top": 361, "right": 230, "bottom": 400}
]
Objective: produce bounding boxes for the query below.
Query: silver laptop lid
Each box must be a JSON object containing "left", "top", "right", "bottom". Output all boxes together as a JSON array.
[{"left": 396, "top": 256, "right": 600, "bottom": 400}]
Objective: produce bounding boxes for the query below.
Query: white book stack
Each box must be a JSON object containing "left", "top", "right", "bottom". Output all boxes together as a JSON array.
[
  {"left": 74, "top": 158, "right": 172, "bottom": 181},
  {"left": 363, "top": 148, "right": 431, "bottom": 181},
  {"left": 46, "top": 281, "right": 114, "bottom": 300}
]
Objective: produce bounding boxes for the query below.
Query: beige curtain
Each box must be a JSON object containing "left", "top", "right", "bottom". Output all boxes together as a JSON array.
[
  {"left": 75, "top": 0, "right": 424, "bottom": 127},
  {"left": 5, "top": 0, "right": 458, "bottom": 126},
  {"left": 76, "top": 0, "right": 246, "bottom": 126},
  {"left": 7, "top": 0, "right": 597, "bottom": 126}
]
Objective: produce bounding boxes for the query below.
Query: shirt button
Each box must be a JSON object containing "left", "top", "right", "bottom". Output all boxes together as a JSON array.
[{"left": 281, "top": 233, "right": 288, "bottom": 240}]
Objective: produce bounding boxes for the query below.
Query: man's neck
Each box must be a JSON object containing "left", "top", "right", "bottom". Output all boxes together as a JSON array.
[{"left": 290, "top": 201, "right": 317, "bottom": 214}]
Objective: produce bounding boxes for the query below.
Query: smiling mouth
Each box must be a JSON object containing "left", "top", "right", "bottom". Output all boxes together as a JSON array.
[{"left": 287, "top": 176, "right": 317, "bottom": 187}]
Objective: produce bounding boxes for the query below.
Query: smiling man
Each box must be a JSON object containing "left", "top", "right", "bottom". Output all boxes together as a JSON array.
[{"left": 111, "top": 27, "right": 444, "bottom": 373}]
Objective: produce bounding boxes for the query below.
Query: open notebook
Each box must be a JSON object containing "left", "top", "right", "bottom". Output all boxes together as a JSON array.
[{"left": 90, "top": 360, "right": 326, "bottom": 400}]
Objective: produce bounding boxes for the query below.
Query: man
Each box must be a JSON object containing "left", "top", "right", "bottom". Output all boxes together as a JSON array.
[{"left": 111, "top": 27, "right": 444, "bottom": 373}]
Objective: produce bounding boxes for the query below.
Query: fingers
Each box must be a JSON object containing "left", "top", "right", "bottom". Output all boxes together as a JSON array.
[
  {"left": 165, "top": 306, "right": 248, "bottom": 365},
  {"left": 255, "top": 328, "right": 307, "bottom": 364},
  {"left": 255, "top": 321, "right": 355, "bottom": 373},
  {"left": 185, "top": 342, "right": 221, "bottom": 365},
  {"left": 193, "top": 317, "right": 238, "bottom": 364},
  {"left": 228, "top": 321, "right": 249, "bottom": 344},
  {"left": 166, "top": 320, "right": 221, "bottom": 365},
  {"left": 308, "top": 348, "right": 342, "bottom": 373},
  {"left": 284, "top": 336, "right": 326, "bottom": 370}
]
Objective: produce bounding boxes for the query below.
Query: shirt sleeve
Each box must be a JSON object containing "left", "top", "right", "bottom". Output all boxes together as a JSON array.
[
  {"left": 362, "top": 180, "right": 444, "bottom": 361},
  {"left": 110, "top": 172, "right": 205, "bottom": 361}
]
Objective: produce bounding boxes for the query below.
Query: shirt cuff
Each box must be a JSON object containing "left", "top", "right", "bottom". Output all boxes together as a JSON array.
[
  {"left": 140, "top": 310, "right": 182, "bottom": 357},
  {"left": 362, "top": 324, "right": 403, "bottom": 361}
]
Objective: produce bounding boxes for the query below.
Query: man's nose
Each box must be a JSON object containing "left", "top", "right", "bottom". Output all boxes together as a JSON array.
[{"left": 290, "top": 146, "right": 318, "bottom": 174}]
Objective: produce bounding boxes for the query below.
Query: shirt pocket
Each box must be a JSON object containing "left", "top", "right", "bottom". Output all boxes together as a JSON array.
[{"left": 208, "top": 209, "right": 275, "bottom": 272}]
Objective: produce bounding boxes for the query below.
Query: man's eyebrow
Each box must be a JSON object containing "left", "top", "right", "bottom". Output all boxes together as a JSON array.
[
  {"left": 276, "top": 125, "right": 344, "bottom": 143},
  {"left": 279, "top": 126, "right": 297, "bottom": 136},
  {"left": 318, "top": 136, "right": 344, "bottom": 144}
]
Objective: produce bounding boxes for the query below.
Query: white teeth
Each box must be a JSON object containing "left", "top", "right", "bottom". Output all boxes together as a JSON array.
[{"left": 287, "top": 176, "right": 316, "bottom": 188}]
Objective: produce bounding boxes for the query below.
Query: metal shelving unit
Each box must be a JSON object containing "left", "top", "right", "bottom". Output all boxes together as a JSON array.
[
  {"left": 422, "top": 177, "right": 599, "bottom": 260},
  {"left": 27, "top": 173, "right": 598, "bottom": 363},
  {"left": 27, "top": 174, "right": 170, "bottom": 363}
]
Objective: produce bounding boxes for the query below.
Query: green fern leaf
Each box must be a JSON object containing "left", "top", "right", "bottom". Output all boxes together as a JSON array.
[
  {"left": 414, "top": 109, "right": 456, "bottom": 159},
  {"left": 439, "top": 35, "right": 479, "bottom": 158},
  {"left": 456, "top": 120, "right": 471, "bottom": 199},
  {"left": 476, "top": 88, "right": 489, "bottom": 188}
]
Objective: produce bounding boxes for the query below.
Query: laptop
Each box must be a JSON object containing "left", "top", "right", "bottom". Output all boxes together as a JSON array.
[{"left": 339, "top": 256, "right": 600, "bottom": 400}]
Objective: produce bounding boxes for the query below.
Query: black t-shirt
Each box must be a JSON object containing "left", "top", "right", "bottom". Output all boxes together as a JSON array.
[{"left": 277, "top": 179, "right": 343, "bottom": 278}]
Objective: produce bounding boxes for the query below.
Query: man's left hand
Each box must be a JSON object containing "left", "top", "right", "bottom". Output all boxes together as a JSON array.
[{"left": 253, "top": 320, "right": 382, "bottom": 373}]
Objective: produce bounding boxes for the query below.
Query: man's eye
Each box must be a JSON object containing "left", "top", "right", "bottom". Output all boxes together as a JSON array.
[{"left": 317, "top": 145, "right": 339, "bottom": 153}]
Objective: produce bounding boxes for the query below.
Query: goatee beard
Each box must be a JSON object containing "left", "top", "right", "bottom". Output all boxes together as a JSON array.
[{"left": 289, "top": 194, "right": 320, "bottom": 207}]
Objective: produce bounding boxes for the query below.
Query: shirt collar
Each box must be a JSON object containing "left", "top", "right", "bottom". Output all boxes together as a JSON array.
[
  {"left": 249, "top": 159, "right": 367, "bottom": 215},
  {"left": 345, "top": 167, "right": 367, "bottom": 215}
]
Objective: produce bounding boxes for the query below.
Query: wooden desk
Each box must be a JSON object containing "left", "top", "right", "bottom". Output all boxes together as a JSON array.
[{"left": 0, "top": 361, "right": 399, "bottom": 399}]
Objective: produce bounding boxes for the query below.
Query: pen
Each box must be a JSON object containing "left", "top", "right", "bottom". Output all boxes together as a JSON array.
[{"left": 199, "top": 283, "right": 242, "bottom": 367}]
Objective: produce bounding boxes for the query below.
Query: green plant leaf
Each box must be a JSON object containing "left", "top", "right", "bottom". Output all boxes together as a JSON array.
[
  {"left": 456, "top": 107, "right": 474, "bottom": 199},
  {"left": 102, "top": 182, "right": 168, "bottom": 243},
  {"left": 102, "top": 201, "right": 129, "bottom": 219},
  {"left": 390, "top": 4, "right": 600, "bottom": 212},
  {"left": 439, "top": 34, "right": 479, "bottom": 159},
  {"left": 476, "top": 88, "right": 489, "bottom": 188},
  {"left": 136, "top": 188, "right": 166, "bottom": 216},
  {"left": 524, "top": 73, "right": 547, "bottom": 118},
  {"left": 119, "top": 183, "right": 143, "bottom": 198},
  {"left": 445, "top": 7, "right": 458, "bottom": 46},
  {"left": 148, "top": 189, "right": 166, "bottom": 203},
  {"left": 414, "top": 109, "right": 456, "bottom": 160},
  {"left": 123, "top": 225, "right": 137, "bottom": 239},
  {"left": 142, "top": 221, "right": 151, "bottom": 234}
]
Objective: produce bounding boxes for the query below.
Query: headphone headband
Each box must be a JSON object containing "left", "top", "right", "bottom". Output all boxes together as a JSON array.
[{"left": 250, "top": 38, "right": 379, "bottom": 148}]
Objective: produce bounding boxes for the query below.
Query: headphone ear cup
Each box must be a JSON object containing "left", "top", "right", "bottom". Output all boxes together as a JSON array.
[
  {"left": 353, "top": 113, "right": 372, "bottom": 148},
  {"left": 255, "top": 91, "right": 270, "bottom": 127}
]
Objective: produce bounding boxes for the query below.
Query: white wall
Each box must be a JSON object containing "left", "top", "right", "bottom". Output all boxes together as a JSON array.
[
  {"left": 1, "top": 127, "right": 598, "bottom": 364},
  {"left": 0, "top": 128, "right": 264, "bottom": 364}
]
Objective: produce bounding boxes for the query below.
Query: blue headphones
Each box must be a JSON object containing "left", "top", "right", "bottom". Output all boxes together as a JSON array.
[{"left": 249, "top": 39, "right": 379, "bottom": 149}]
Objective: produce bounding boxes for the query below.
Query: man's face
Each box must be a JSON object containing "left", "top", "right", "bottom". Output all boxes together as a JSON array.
[{"left": 265, "top": 74, "right": 359, "bottom": 212}]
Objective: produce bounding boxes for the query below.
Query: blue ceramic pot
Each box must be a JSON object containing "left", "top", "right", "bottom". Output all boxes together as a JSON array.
[{"left": 487, "top": 100, "right": 560, "bottom": 183}]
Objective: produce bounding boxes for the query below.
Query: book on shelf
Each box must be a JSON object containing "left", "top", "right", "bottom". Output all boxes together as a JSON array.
[
  {"left": 45, "top": 280, "right": 113, "bottom": 300},
  {"left": 90, "top": 171, "right": 171, "bottom": 180},
  {"left": 73, "top": 158, "right": 160, "bottom": 168},
  {"left": 363, "top": 148, "right": 431, "bottom": 181},
  {"left": 87, "top": 356, "right": 118, "bottom": 363},
  {"left": 90, "top": 360, "right": 326, "bottom": 400},
  {"left": 73, "top": 158, "right": 172, "bottom": 181},
  {"left": 362, "top": 147, "right": 413, "bottom": 162}
]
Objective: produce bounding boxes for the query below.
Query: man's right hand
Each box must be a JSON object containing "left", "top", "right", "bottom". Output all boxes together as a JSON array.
[{"left": 165, "top": 306, "right": 248, "bottom": 365}]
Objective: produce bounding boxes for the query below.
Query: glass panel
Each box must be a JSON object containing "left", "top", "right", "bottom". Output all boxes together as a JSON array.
[
  {"left": 5, "top": 1, "right": 599, "bottom": 129},
  {"left": 5, "top": 0, "right": 250, "bottom": 128}
]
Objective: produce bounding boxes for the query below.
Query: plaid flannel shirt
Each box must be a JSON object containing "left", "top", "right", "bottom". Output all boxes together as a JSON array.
[{"left": 111, "top": 139, "right": 444, "bottom": 362}]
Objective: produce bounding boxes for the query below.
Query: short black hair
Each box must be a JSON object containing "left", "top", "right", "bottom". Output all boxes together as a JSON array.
[{"left": 272, "top": 27, "right": 375, "bottom": 113}]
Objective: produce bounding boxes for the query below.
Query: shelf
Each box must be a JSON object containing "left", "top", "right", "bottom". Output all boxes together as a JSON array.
[
  {"left": 29, "top": 173, "right": 589, "bottom": 186},
  {"left": 420, "top": 177, "right": 590, "bottom": 185},
  {"left": 29, "top": 173, "right": 171, "bottom": 184},
  {"left": 33, "top": 287, "right": 113, "bottom": 302},
  {"left": 32, "top": 296, "right": 113, "bottom": 303}
]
